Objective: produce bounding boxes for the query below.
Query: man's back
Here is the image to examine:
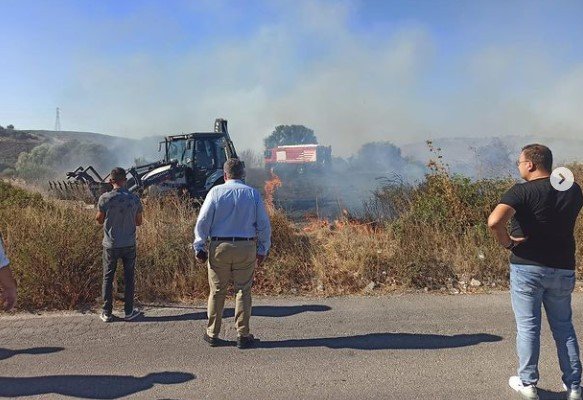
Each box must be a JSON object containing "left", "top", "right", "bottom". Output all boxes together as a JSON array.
[
  {"left": 208, "top": 180, "right": 260, "bottom": 236},
  {"left": 194, "top": 179, "right": 271, "bottom": 257},
  {"left": 98, "top": 188, "right": 142, "bottom": 249},
  {"left": 501, "top": 177, "right": 583, "bottom": 269}
]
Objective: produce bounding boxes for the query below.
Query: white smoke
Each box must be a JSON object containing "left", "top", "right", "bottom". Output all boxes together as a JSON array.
[{"left": 37, "top": 0, "right": 583, "bottom": 157}]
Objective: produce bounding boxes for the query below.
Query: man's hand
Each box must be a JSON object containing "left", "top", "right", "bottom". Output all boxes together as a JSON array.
[
  {"left": 0, "top": 266, "right": 17, "bottom": 311},
  {"left": 507, "top": 236, "right": 528, "bottom": 249},
  {"left": 95, "top": 210, "right": 105, "bottom": 225},
  {"left": 256, "top": 254, "right": 266, "bottom": 267},
  {"left": 1, "top": 286, "right": 17, "bottom": 311},
  {"left": 195, "top": 250, "right": 208, "bottom": 263}
]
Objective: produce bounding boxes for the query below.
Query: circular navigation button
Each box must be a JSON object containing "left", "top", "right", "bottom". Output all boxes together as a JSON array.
[{"left": 550, "top": 167, "right": 574, "bottom": 191}]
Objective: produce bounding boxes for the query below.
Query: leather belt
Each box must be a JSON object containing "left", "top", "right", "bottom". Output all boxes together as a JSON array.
[{"left": 211, "top": 237, "right": 256, "bottom": 242}]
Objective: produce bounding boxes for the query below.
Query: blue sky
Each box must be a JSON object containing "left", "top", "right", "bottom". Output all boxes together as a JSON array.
[{"left": 1, "top": 0, "right": 583, "bottom": 154}]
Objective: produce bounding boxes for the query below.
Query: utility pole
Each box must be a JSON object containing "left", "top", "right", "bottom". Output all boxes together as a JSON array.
[{"left": 54, "top": 107, "right": 61, "bottom": 131}]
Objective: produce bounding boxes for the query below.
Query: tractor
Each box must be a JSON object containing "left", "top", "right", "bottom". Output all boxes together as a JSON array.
[{"left": 49, "top": 118, "right": 240, "bottom": 203}]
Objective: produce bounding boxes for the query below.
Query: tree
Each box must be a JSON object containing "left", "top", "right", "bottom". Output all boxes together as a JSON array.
[
  {"left": 351, "top": 141, "right": 426, "bottom": 181},
  {"left": 352, "top": 141, "right": 407, "bottom": 171},
  {"left": 15, "top": 140, "right": 118, "bottom": 181},
  {"left": 264, "top": 125, "right": 318, "bottom": 149},
  {"left": 471, "top": 137, "right": 513, "bottom": 179},
  {"left": 6, "top": 124, "right": 14, "bottom": 130}
]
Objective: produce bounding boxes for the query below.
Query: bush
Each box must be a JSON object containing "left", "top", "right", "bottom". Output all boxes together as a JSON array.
[
  {"left": 14, "top": 140, "right": 118, "bottom": 181},
  {"left": 0, "top": 180, "right": 45, "bottom": 208},
  {"left": 0, "top": 189, "right": 101, "bottom": 309},
  {"left": 2, "top": 159, "right": 583, "bottom": 311}
]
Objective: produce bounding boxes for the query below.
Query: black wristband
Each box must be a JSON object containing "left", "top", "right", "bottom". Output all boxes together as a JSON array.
[{"left": 504, "top": 240, "right": 516, "bottom": 250}]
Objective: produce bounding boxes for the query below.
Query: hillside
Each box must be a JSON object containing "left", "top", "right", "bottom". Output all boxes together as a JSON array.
[
  {"left": 0, "top": 130, "right": 47, "bottom": 171},
  {"left": 0, "top": 129, "right": 162, "bottom": 172},
  {"left": 2, "top": 128, "right": 583, "bottom": 178}
]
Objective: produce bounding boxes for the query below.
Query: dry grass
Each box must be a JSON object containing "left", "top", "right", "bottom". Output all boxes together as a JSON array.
[{"left": 1, "top": 159, "right": 583, "bottom": 311}]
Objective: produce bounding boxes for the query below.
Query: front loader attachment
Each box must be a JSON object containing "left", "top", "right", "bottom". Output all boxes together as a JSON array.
[{"left": 48, "top": 166, "right": 112, "bottom": 203}]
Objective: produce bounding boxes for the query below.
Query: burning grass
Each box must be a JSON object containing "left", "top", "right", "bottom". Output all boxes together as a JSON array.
[{"left": 1, "top": 161, "right": 583, "bottom": 310}]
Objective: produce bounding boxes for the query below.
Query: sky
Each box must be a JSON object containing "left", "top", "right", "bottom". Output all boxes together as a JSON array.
[{"left": 1, "top": 0, "right": 583, "bottom": 155}]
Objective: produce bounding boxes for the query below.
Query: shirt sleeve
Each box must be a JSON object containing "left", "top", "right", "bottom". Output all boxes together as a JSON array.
[
  {"left": 193, "top": 189, "right": 216, "bottom": 253},
  {"left": 574, "top": 183, "right": 583, "bottom": 214},
  {"left": 254, "top": 189, "right": 272, "bottom": 256},
  {"left": 97, "top": 194, "right": 109, "bottom": 213},
  {"left": 500, "top": 184, "right": 522, "bottom": 210}
]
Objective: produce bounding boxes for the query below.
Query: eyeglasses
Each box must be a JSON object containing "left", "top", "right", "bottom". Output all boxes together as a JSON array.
[{"left": 516, "top": 160, "right": 531, "bottom": 167}]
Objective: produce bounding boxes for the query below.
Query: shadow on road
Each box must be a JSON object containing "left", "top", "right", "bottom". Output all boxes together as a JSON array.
[
  {"left": 257, "top": 332, "right": 503, "bottom": 350},
  {"left": 538, "top": 389, "right": 564, "bottom": 399},
  {"left": 0, "top": 371, "right": 195, "bottom": 399},
  {"left": 136, "top": 304, "right": 331, "bottom": 323},
  {"left": 0, "top": 347, "right": 64, "bottom": 361}
]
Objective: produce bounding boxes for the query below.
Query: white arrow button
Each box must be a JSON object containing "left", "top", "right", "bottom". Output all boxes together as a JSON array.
[{"left": 551, "top": 167, "right": 574, "bottom": 191}]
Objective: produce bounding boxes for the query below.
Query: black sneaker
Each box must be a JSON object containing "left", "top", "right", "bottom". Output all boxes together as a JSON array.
[
  {"left": 237, "top": 334, "right": 257, "bottom": 349},
  {"left": 203, "top": 333, "right": 221, "bottom": 347},
  {"left": 100, "top": 311, "right": 113, "bottom": 323}
]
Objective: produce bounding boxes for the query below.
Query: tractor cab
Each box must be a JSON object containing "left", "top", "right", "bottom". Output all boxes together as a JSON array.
[{"left": 161, "top": 119, "right": 238, "bottom": 196}]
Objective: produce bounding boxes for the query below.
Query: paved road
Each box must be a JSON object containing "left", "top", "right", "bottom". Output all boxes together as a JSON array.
[{"left": 0, "top": 293, "right": 579, "bottom": 399}]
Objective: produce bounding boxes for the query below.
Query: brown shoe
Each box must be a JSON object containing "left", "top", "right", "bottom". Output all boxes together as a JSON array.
[{"left": 237, "top": 334, "right": 257, "bottom": 349}]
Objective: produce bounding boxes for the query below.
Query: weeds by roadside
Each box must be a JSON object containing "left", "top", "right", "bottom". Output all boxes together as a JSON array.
[{"left": 1, "top": 158, "right": 582, "bottom": 311}]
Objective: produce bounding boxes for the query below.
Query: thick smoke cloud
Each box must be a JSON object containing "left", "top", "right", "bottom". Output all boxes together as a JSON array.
[{"left": 52, "top": 1, "right": 583, "bottom": 157}]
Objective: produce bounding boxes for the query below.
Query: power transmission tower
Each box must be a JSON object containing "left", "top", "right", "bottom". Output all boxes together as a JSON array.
[{"left": 54, "top": 107, "right": 61, "bottom": 131}]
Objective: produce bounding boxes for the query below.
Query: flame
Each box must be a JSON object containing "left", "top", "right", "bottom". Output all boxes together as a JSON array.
[
  {"left": 302, "top": 216, "right": 330, "bottom": 232},
  {"left": 264, "top": 171, "right": 282, "bottom": 211}
]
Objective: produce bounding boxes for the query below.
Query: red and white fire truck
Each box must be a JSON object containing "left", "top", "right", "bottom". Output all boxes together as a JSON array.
[{"left": 264, "top": 144, "right": 332, "bottom": 175}]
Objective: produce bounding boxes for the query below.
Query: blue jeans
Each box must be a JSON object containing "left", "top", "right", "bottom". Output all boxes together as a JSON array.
[{"left": 510, "top": 263, "right": 581, "bottom": 389}]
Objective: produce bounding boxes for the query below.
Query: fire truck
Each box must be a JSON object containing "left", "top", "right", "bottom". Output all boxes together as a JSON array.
[{"left": 264, "top": 144, "right": 332, "bottom": 175}]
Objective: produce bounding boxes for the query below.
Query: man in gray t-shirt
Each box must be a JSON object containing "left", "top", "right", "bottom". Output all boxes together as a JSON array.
[{"left": 96, "top": 167, "right": 143, "bottom": 322}]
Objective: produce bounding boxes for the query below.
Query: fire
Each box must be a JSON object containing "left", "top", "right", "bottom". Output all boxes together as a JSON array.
[
  {"left": 302, "top": 216, "right": 330, "bottom": 232},
  {"left": 302, "top": 210, "right": 377, "bottom": 234},
  {"left": 264, "top": 171, "right": 282, "bottom": 211}
]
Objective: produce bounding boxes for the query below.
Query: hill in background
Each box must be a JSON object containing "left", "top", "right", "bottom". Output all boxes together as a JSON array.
[
  {"left": 0, "top": 129, "right": 163, "bottom": 174},
  {"left": 2, "top": 127, "right": 582, "bottom": 180},
  {"left": 0, "top": 129, "right": 47, "bottom": 171}
]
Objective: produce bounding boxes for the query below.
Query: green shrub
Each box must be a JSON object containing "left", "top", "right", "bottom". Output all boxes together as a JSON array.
[{"left": 0, "top": 180, "right": 45, "bottom": 208}]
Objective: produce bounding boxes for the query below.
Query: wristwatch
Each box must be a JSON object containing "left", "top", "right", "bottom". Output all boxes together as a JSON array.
[{"left": 504, "top": 240, "right": 516, "bottom": 250}]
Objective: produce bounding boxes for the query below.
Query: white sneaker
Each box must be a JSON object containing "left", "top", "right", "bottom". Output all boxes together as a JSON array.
[
  {"left": 509, "top": 376, "right": 539, "bottom": 400},
  {"left": 100, "top": 311, "right": 113, "bottom": 322},
  {"left": 563, "top": 384, "right": 582, "bottom": 400}
]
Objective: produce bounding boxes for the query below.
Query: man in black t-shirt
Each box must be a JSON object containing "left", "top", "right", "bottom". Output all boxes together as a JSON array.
[{"left": 488, "top": 144, "right": 583, "bottom": 400}]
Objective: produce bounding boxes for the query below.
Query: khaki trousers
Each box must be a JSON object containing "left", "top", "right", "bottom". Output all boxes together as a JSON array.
[{"left": 207, "top": 240, "right": 256, "bottom": 338}]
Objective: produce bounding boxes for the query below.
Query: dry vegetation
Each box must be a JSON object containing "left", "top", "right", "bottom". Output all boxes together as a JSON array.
[{"left": 1, "top": 160, "right": 583, "bottom": 311}]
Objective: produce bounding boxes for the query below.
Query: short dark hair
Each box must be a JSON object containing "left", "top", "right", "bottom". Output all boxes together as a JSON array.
[
  {"left": 110, "top": 167, "right": 127, "bottom": 182},
  {"left": 521, "top": 144, "right": 553, "bottom": 172},
  {"left": 224, "top": 158, "right": 245, "bottom": 179}
]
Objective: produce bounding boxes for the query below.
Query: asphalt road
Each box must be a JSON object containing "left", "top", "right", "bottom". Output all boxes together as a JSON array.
[{"left": 0, "top": 293, "right": 580, "bottom": 399}]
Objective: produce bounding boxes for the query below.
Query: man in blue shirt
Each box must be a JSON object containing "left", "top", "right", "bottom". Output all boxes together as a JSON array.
[
  {"left": 96, "top": 167, "right": 143, "bottom": 322},
  {"left": 194, "top": 158, "right": 271, "bottom": 349}
]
